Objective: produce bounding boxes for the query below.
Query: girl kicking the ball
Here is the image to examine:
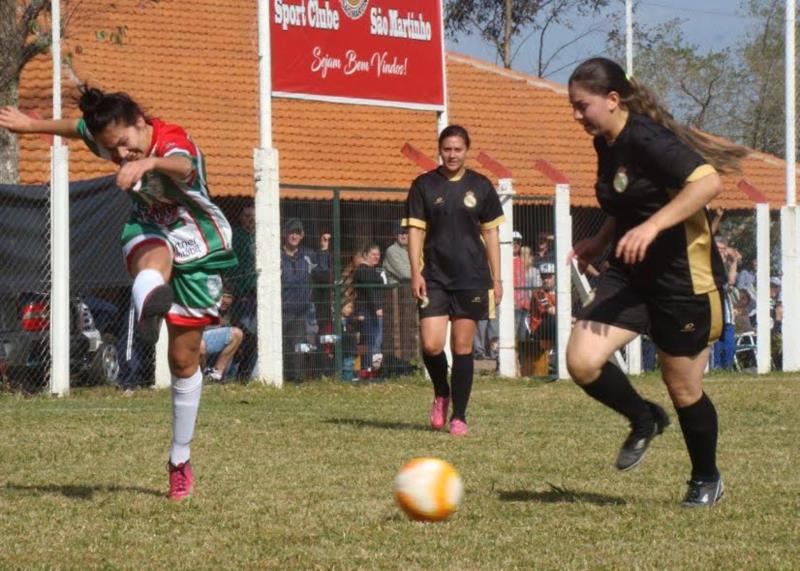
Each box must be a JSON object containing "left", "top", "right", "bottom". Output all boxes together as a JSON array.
[
  {"left": 0, "top": 87, "right": 237, "bottom": 501},
  {"left": 403, "top": 125, "right": 504, "bottom": 436},
  {"left": 566, "top": 58, "right": 747, "bottom": 506}
]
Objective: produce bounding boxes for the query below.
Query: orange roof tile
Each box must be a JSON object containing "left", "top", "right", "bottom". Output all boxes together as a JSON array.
[{"left": 15, "top": 1, "right": 798, "bottom": 209}]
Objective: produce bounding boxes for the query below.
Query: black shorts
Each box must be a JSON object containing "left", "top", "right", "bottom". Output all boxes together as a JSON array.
[
  {"left": 419, "top": 287, "right": 492, "bottom": 321},
  {"left": 577, "top": 265, "right": 723, "bottom": 356}
]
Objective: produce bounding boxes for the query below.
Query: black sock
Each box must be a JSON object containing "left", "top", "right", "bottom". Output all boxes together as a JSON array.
[
  {"left": 676, "top": 392, "right": 720, "bottom": 482},
  {"left": 423, "top": 352, "right": 450, "bottom": 398},
  {"left": 581, "top": 362, "right": 652, "bottom": 429},
  {"left": 450, "top": 353, "right": 474, "bottom": 421}
]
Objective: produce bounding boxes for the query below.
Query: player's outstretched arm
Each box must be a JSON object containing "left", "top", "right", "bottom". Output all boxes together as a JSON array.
[{"left": 0, "top": 106, "right": 80, "bottom": 139}]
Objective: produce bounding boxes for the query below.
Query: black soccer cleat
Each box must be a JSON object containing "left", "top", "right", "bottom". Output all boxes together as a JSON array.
[
  {"left": 137, "top": 284, "right": 173, "bottom": 345},
  {"left": 615, "top": 401, "right": 671, "bottom": 471},
  {"left": 682, "top": 477, "right": 724, "bottom": 508}
]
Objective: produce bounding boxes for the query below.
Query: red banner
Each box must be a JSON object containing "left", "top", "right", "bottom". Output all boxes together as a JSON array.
[{"left": 271, "top": 0, "right": 445, "bottom": 110}]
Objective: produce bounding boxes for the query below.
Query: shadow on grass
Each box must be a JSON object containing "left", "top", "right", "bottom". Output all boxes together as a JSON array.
[
  {"left": 324, "top": 417, "right": 430, "bottom": 432},
  {"left": 498, "top": 483, "right": 626, "bottom": 506},
  {"left": 3, "top": 483, "right": 163, "bottom": 499}
]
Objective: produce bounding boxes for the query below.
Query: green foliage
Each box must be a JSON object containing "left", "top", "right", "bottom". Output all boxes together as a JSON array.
[{"left": 0, "top": 374, "right": 798, "bottom": 568}]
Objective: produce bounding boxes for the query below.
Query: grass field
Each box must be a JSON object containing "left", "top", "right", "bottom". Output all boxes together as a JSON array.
[{"left": 1, "top": 372, "right": 798, "bottom": 570}]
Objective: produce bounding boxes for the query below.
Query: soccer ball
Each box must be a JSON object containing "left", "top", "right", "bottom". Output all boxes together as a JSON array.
[{"left": 394, "top": 457, "right": 463, "bottom": 522}]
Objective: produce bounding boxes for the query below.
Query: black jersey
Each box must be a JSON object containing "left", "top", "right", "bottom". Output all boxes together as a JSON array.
[
  {"left": 403, "top": 168, "right": 505, "bottom": 290},
  {"left": 594, "top": 112, "right": 727, "bottom": 296}
]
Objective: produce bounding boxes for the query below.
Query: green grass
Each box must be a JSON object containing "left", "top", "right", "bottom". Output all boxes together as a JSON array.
[{"left": 1, "top": 373, "right": 798, "bottom": 570}]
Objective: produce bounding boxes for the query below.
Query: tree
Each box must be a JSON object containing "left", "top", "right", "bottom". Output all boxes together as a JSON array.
[
  {"left": 445, "top": 0, "right": 608, "bottom": 73},
  {"left": 607, "top": 17, "right": 740, "bottom": 136},
  {"left": 0, "top": 0, "right": 54, "bottom": 183}
]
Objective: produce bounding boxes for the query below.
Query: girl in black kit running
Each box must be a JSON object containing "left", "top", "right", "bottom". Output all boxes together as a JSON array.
[
  {"left": 566, "top": 58, "right": 747, "bottom": 507},
  {"left": 403, "top": 125, "right": 504, "bottom": 436}
]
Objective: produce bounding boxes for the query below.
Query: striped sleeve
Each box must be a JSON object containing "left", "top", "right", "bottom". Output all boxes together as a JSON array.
[{"left": 403, "top": 178, "right": 427, "bottom": 230}]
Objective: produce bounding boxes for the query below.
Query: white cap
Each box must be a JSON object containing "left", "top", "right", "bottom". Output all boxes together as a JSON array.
[{"left": 512, "top": 230, "right": 523, "bottom": 241}]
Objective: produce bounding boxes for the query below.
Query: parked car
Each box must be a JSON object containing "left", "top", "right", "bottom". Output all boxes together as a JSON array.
[{"left": 1, "top": 292, "right": 120, "bottom": 391}]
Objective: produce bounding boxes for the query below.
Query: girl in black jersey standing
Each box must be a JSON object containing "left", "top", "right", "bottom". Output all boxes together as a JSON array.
[
  {"left": 566, "top": 58, "right": 747, "bottom": 507},
  {"left": 404, "top": 125, "right": 505, "bottom": 436}
]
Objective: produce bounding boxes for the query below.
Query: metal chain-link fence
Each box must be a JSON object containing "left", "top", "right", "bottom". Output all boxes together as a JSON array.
[
  {"left": 0, "top": 176, "right": 136, "bottom": 393},
  {"left": 511, "top": 196, "right": 558, "bottom": 378}
]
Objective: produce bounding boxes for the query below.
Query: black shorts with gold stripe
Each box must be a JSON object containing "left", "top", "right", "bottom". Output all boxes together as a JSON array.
[
  {"left": 577, "top": 264, "right": 723, "bottom": 357},
  {"left": 419, "top": 287, "right": 493, "bottom": 322}
]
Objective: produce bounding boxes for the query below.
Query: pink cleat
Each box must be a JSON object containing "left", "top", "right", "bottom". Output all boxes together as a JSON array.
[
  {"left": 450, "top": 418, "right": 469, "bottom": 436},
  {"left": 168, "top": 460, "right": 193, "bottom": 501},
  {"left": 430, "top": 397, "right": 449, "bottom": 430}
]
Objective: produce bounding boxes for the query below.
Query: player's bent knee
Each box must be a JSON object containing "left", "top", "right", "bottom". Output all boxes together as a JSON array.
[{"left": 566, "top": 354, "right": 602, "bottom": 385}]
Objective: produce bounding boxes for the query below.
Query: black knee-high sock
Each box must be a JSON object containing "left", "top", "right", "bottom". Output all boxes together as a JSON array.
[
  {"left": 676, "top": 392, "right": 720, "bottom": 482},
  {"left": 581, "top": 362, "right": 652, "bottom": 428},
  {"left": 450, "top": 353, "right": 474, "bottom": 421},
  {"left": 423, "top": 352, "right": 450, "bottom": 398}
]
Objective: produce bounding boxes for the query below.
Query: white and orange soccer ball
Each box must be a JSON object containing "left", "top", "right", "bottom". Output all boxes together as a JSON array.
[{"left": 393, "top": 457, "right": 464, "bottom": 522}]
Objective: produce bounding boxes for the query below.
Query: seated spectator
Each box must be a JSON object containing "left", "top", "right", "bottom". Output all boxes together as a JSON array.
[{"left": 200, "top": 289, "right": 243, "bottom": 382}]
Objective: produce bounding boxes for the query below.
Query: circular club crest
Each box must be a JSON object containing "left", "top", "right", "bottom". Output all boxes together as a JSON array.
[
  {"left": 340, "top": 0, "right": 369, "bottom": 19},
  {"left": 463, "top": 190, "right": 477, "bottom": 208},
  {"left": 613, "top": 168, "right": 629, "bottom": 193}
]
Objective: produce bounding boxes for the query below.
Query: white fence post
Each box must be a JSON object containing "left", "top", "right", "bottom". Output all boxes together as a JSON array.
[
  {"left": 554, "top": 184, "right": 572, "bottom": 380},
  {"left": 254, "top": 148, "right": 284, "bottom": 386},
  {"left": 625, "top": 337, "right": 642, "bottom": 375},
  {"left": 756, "top": 203, "right": 771, "bottom": 374},
  {"left": 780, "top": 206, "right": 799, "bottom": 371},
  {"left": 49, "top": 145, "right": 70, "bottom": 396},
  {"left": 497, "top": 178, "right": 516, "bottom": 377}
]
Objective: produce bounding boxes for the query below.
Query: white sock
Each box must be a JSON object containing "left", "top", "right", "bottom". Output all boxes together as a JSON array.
[
  {"left": 170, "top": 367, "right": 203, "bottom": 465},
  {"left": 132, "top": 269, "right": 165, "bottom": 319}
]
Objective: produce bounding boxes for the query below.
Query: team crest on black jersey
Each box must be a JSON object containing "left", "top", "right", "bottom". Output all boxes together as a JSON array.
[
  {"left": 463, "top": 190, "right": 477, "bottom": 208},
  {"left": 613, "top": 167, "right": 629, "bottom": 193},
  {"left": 340, "top": 0, "right": 369, "bottom": 19}
]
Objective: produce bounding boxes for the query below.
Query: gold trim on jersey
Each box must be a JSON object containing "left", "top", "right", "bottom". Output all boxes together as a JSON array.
[
  {"left": 684, "top": 208, "right": 716, "bottom": 294},
  {"left": 488, "top": 289, "right": 496, "bottom": 320},
  {"left": 686, "top": 164, "right": 717, "bottom": 183},
  {"left": 480, "top": 215, "right": 506, "bottom": 230},
  {"left": 402, "top": 217, "right": 427, "bottom": 230},
  {"left": 707, "top": 290, "right": 723, "bottom": 344},
  {"left": 669, "top": 182, "right": 715, "bottom": 295}
]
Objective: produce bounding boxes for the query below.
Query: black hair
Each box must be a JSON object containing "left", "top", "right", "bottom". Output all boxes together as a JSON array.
[
  {"left": 568, "top": 58, "right": 747, "bottom": 174},
  {"left": 78, "top": 85, "right": 146, "bottom": 135},
  {"left": 438, "top": 124, "right": 471, "bottom": 149}
]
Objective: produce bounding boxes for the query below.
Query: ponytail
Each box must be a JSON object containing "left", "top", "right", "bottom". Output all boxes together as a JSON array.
[{"left": 77, "top": 84, "right": 146, "bottom": 135}]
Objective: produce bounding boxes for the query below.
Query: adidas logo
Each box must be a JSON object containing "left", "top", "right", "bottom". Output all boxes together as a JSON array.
[
  {"left": 471, "top": 296, "right": 482, "bottom": 303},
  {"left": 681, "top": 322, "right": 696, "bottom": 332},
  {"left": 434, "top": 196, "right": 444, "bottom": 205}
]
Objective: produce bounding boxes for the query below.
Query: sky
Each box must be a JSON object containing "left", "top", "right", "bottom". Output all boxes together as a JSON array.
[{"left": 444, "top": 0, "right": 760, "bottom": 84}]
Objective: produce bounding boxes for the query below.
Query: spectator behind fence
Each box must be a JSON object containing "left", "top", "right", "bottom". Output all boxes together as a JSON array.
[
  {"left": 229, "top": 200, "right": 258, "bottom": 379},
  {"left": 200, "top": 288, "right": 243, "bottom": 382},
  {"left": 512, "top": 231, "right": 531, "bottom": 342},
  {"left": 384, "top": 223, "right": 411, "bottom": 284},
  {"left": 281, "top": 218, "right": 318, "bottom": 382},
  {"left": 529, "top": 262, "right": 557, "bottom": 375},
  {"left": 736, "top": 258, "right": 757, "bottom": 291},
  {"left": 339, "top": 296, "right": 359, "bottom": 381},
  {"left": 711, "top": 236, "right": 739, "bottom": 369},
  {"left": 312, "top": 229, "right": 334, "bottom": 336},
  {"left": 353, "top": 243, "right": 387, "bottom": 379}
]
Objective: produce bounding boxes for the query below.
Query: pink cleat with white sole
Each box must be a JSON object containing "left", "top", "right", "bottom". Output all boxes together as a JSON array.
[
  {"left": 430, "top": 397, "right": 449, "bottom": 430},
  {"left": 168, "top": 460, "right": 193, "bottom": 501},
  {"left": 450, "top": 418, "right": 469, "bottom": 436}
]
